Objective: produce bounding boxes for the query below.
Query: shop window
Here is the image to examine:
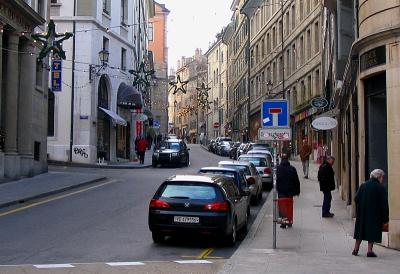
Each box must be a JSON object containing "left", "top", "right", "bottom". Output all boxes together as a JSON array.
[
  {"left": 121, "top": 0, "right": 128, "bottom": 25},
  {"left": 103, "top": 0, "right": 111, "bottom": 15}
]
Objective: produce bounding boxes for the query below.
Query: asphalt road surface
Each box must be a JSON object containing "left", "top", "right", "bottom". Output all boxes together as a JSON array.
[{"left": 0, "top": 144, "right": 268, "bottom": 274}]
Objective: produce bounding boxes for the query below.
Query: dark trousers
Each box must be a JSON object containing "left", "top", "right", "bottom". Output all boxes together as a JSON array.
[
  {"left": 138, "top": 151, "right": 145, "bottom": 164},
  {"left": 322, "top": 191, "right": 332, "bottom": 215}
]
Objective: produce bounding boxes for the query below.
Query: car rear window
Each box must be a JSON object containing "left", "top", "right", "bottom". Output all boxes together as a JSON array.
[
  {"left": 220, "top": 164, "right": 251, "bottom": 176},
  {"left": 160, "top": 183, "right": 219, "bottom": 200},
  {"left": 199, "top": 170, "right": 236, "bottom": 179},
  {"left": 162, "top": 142, "right": 180, "bottom": 149},
  {"left": 239, "top": 157, "right": 267, "bottom": 167}
]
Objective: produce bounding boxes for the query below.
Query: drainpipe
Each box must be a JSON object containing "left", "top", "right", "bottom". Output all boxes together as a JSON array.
[{"left": 69, "top": 0, "right": 76, "bottom": 162}]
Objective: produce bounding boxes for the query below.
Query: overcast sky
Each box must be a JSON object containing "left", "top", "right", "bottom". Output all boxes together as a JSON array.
[{"left": 158, "top": 0, "right": 232, "bottom": 71}]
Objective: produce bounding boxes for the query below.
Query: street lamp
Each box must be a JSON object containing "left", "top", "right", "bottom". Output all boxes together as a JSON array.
[{"left": 89, "top": 49, "right": 110, "bottom": 82}]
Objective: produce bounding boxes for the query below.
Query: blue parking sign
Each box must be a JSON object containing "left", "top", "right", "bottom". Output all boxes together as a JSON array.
[{"left": 261, "top": 100, "right": 289, "bottom": 128}]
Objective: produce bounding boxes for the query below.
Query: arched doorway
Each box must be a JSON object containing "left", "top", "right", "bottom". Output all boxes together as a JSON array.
[{"left": 97, "top": 75, "right": 110, "bottom": 161}]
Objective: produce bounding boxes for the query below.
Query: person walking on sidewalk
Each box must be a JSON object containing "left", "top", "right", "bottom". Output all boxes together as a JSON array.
[
  {"left": 318, "top": 156, "right": 335, "bottom": 218},
  {"left": 277, "top": 154, "right": 300, "bottom": 228},
  {"left": 137, "top": 137, "right": 149, "bottom": 164},
  {"left": 352, "top": 169, "right": 389, "bottom": 258},
  {"left": 299, "top": 139, "right": 312, "bottom": 179}
]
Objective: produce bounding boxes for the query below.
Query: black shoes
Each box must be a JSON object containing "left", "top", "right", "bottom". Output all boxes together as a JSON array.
[
  {"left": 352, "top": 249, "right": 358, "bottom": 256},
  {"left": 304, "top": 176, "right": 308, "bottom": 179},
  {"left": 322, "top": 212, "right": 334, "bottom": 218},
  {"left": 280, "top": 224, "right": 287, "bottom": 228},
  {"left": 367, "top": 252, "right": 377, "bottom": 257}
]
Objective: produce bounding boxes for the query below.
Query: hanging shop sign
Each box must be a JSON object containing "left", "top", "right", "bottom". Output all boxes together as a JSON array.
[
  {"left": 360, "top": 46, "right": 386, "bottom": 72},
  {"left": 312, "top": 117, "right": 338, "bottom": 130},
  {"left": 134, "top": 113, "right": 148, "bottom": 121},
  {"left": 51, "top": 59, "right": 62, "bottom": 92},
  {"left": 310, "top": 97, "right": 328, "bottom": 109}
]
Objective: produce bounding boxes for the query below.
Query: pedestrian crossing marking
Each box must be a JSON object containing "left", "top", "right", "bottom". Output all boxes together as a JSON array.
[
  {"left": 106, "top": 262, "right": 145, "bottom": 266},
  {"left": 34, "top": 264, "right": 74, "bottom": 268}
]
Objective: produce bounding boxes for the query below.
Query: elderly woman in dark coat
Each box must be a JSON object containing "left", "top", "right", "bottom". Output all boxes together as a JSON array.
[{"left": 352, "top": 169, "right": 389, "bottom": 257}]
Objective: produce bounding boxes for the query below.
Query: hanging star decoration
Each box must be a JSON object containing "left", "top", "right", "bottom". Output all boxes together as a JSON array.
[
  {"left": 196, "top": 82, "right": 211, "bottom": 110},
  {"left": 169, "top": 75, "right": 189, "bottom": 95},
  {"left": 31, "top": 20, "right": 73, "bottom": 61},
  {"left": 129, "top": 62, "right": 155, "bottom": 87}
]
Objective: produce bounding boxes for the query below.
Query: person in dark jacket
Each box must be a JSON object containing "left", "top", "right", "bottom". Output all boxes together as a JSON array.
[
  {"left": 317, "top": 156, "right": 335, "bottom": 217},
  {"left": 277, "top": 154, "right": 300, "bottom": 228},
  {"left": 352, "top": 169, "right": 389, "bottom": 257}
]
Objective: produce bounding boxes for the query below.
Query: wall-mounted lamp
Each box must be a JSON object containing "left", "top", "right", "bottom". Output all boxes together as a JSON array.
[{"left": 89, "top": 49, "right": 110, "bottom": 82}]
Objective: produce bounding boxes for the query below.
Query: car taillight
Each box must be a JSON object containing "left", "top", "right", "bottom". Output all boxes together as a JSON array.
[
  {"left": 203, "top": 201, "right": 229, "bottom": 212},
  {"left": 149, "top": 199, "right": 171, "bottom": 209},
  {"left": 264, "top": 167, "right": 272, "bottom": 174}
]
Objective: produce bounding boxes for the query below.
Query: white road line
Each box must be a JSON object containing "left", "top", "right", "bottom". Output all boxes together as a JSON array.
[
  {"left": 106, "top": 262, "right": 145, "bottom": 266},
  {"left": 174, "top": 260, "right": 213, "bottom": 264},
  {"left": 34, "top": 264, "right": 74, "bottom": 269}
]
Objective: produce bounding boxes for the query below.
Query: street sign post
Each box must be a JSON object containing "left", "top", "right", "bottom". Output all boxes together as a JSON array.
[{"left": 260, "top": 100, "right": 290, "bottom": 249}]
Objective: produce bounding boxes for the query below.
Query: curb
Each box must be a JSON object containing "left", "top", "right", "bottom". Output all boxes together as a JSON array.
[
  {"left": 0, "top": 177, "right": 107, "bottom": 209},
  {"left": 218, "top": 192, "right": 272, "bottom": 274},
  {"left": 48, "top": 160, "right": 152, "bottom": 169}
]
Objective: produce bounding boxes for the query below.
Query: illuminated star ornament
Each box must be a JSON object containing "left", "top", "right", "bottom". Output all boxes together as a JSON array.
[
  {"left": 31, "top": 20, "right": 73, "bottom": 61},
  {"left": 129, "top": 62, "right": 155, "bottom": 87},
  {"left": 196, "top": 82, "right": 211, "bottom": 109},
  {"left": 169, "top": 75, "right": 189, "bottom": 95}
]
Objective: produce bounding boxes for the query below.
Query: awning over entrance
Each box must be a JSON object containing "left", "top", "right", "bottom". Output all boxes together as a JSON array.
[
  {"left": 99, "top": 107, "right": 127, "bottom": 126},
  {"left": 117, "top": 83, "right": 143, "bottom": 109}
]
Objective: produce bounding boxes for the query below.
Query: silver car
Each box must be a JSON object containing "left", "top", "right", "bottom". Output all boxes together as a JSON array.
[
  {"left": 238, "top": 154, "right": 273, "bottom": 191},
  {"left": 218, "top": 160, "right": 263, "bottom": 205}
]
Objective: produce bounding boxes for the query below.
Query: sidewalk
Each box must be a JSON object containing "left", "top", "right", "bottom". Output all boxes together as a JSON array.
[
  {"left": 48, "top": 150, "right": 153, "bottom": 169},
  {"left": 0, "top": 172, "right": 106, "bottom": 209},
  {"left": 219, "top": 160, "right": 400, "bottom": 274}
]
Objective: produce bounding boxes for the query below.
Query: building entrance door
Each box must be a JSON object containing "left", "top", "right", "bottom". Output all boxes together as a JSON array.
[
  {"left": 97, "top": 76, "right": 110, "bottom": 161},
  {"left": 364, "top": 73, "right": 387, "bottom": 187}
]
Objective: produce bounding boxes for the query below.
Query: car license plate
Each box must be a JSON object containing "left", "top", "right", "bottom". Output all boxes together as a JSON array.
[{"left": 173, "top": 216, "right": 199, "bottom": 224}]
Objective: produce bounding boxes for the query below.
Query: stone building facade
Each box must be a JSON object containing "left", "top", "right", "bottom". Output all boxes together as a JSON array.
[
  {"left": 205, "top": 34, "right": 228, "bottom": 140},
  {"left": 333, "top": 0, "right": 400, "bottom": 249},
  {"left": 48, "top": 0, "right": 154, "bottom": 164},
  {"left": 242, "top": 0, "right": 325, "bottom": 157},
  {"left": 172, "top": 49, "right": 207, "bottom": 143},
  {"left": 0, "top": 0, "right": 50, "bottom": 179}
]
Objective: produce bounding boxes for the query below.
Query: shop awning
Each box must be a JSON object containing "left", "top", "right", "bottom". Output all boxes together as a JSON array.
[
  {"left": 117, "top": 83, "right": 143, "bottom": 109},
  {"left": 99, "top": 107, "right": 127, "bottom": 126}
]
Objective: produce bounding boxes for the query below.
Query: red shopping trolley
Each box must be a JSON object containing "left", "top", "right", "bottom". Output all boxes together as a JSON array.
[{"left": 277, "top": 197, "right": 293, "bottom": 225}]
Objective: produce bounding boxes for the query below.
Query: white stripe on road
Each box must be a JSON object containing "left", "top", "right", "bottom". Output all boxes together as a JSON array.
[
  {"left": 174, "top": 260, "right": 213, "bottom": 264},
  {"left": 34, "top": 264, "right": 74, "bottom": 268},
  {"left": 106, "top": 262, "right": 145, "bottom": 266}
]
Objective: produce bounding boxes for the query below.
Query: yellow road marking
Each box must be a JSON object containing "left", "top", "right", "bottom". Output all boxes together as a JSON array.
[
  {"left": 181, "top": 247, "right": 224, "bottom": 260},
  {"left": 0, "top": 180, "right": 117, "bottom": 218}
]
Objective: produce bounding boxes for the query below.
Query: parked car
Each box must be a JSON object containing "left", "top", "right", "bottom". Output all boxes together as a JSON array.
[
  {"left": 165, "top": 134, "right": 178, "bottom": 140},
  {"left": 236, "top": 143, "right": 247, "bottom": 159},
  {"left": 248, "top": 143, "right": 272, "bottom": 152},
  {"left": 199, "top": 167, "right": 251, "bottom": 213},
  {"left": 152, "top": 139, "right": 190, "bottom": 167},
  {"left": 208, "top": 139, "right": 216, "bottom": 152},
  {"left": 148, "top": 174, "right": 250, "bottom": 245},
  {"left": 246, "top": 149, "right": 273, "bottom": 164},
  {"left": 217, "top": 141, "right": 232, "bottom": 156},
  {"left": 229, "top": 142, "right": 242, "bottom": 159},
  {"left": 218, "top": 160, "right": 263, "bottom": 205},
  {"left": 238, "top": 154, "right": 273, "bottom": 191}
]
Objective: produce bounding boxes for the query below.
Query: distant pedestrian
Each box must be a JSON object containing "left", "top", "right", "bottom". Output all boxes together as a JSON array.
[
  {"left": 352, "top": 169, "right": 389, "bottom": 257},
  {"left": 137, "top": 137, "right": 149, "bottom": 164},
  {"left": 134, "top": 136, "right": 140, "bottom": 155},
  {"left": 299, "top": 139, "right": 312, "bottom": 178},
  {"left": 317, "top": 156, "right": 335, "bottom": 218},
  {"left": 277, "top": 154, "right": 300, "bottom": 228}
]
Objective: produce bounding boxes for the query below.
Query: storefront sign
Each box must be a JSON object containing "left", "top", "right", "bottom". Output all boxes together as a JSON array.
[
  {"left": 294, "top": 108, "right": 318, "bottom": 123},
  {"left": 51, "top": 59, "right": 62, "bottom": 92},
  {"left": 310, "top": 97, "right": 328, "bottom": 109},
  {"left": 360, "top": 46, "right": 386, "bottom": 72},
  {"left": 312, "top": 117, "right": 338, "bottom": 130},
  {"left": 259, "top": 128, "right": 291, "bottom": 141}
]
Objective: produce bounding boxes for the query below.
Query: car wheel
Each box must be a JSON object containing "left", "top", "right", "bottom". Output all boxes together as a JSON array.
[
  {"left": 225, "top": 220, "right": 237, "bottom": 246},
  {"left": 152, "top": 161, "right": 157, "bottom": 168},
  {"left": 240, "top": 211, "right": 249, "bottom": 237},
  {"left": 250, "top": 193, "right": 258, "bottom": 206},
  {"left": 152, "top": 232, "right": 164, "bottom": 243}
]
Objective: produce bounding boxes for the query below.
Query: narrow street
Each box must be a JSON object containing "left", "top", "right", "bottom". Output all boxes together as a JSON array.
[{"left": 0, "top": 145, "right": 268, "bottom": 273}]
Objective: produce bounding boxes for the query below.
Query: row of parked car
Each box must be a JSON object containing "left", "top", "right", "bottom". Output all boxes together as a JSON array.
[{"left": 148, "top": 141, "right": 274, "bottom": 246}]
